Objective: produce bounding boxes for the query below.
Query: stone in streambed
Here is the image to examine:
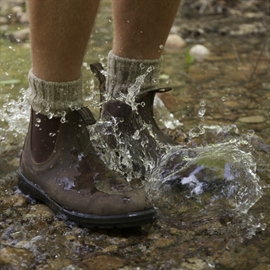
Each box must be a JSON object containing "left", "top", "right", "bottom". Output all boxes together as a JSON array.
[{"left": 165, "top": 34, "right": 186, "bottom": 51}]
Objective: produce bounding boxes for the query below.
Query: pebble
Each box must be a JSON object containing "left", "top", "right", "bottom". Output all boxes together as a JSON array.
[
  {"left": 189, "top": 44, "right": 210, "bottom": 61},
  {"left": 8, "top": 27, "right": 30, "bottom": 43},
  {"left": 165, "top": 34, "right": 186, "bottom": 50},
  {"left": 83, "top": 255, "right": 126, "bottom": 270},
  {"left": 0, "top": 247, "right": 33, "bottom": 269},
  {"left": 237, "top": 116, "right": 265, "bottom": 123},
  {"left": 22, "top": 204, "right": 54, "bottom": 223}
]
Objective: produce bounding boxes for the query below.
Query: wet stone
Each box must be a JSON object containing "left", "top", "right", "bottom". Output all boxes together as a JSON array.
[
  {"left": 22, "top": 204, "right": 55, "bottom": 223},
  {"left": 44, "top": 258, "right": 74, "bottom": 270},
  {"left": 82, "top": 255, "right": 127, "bottom": 270},
  {"left": 8, "top": 27, "right": 30, "bottom": 43},
  {"left": 0, "top": 247, "right": 33, "bottom": 269},
  {"left": 181, "top": 257, "right": 207, "bottom": 270},
  {"left": 165, "top": 34, "right": 186, "bottom": 51},
  {"left": 237, "top": 116, "right": 266, "bottom": 123}
]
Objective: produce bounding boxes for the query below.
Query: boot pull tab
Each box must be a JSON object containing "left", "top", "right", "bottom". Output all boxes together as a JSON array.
[
  {"left": 136, "top": 87, "right": 172, "bottom": 100},
  {"left": 90, "top": 63, "right": 106, "bottom": 85},
  {"left": 78, "top": 107, "right": 96, "bottom": 126}
]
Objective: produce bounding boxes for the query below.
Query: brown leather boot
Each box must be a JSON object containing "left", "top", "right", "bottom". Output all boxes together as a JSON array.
[
  {"left": 19, "top": 107, "right": 156, "bottom": 228},
  {"left": 90, "top": 63, "right": 188, "bottom": 176}
]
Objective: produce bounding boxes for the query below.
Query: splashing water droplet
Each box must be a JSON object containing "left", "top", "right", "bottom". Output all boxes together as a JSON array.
[
  {"left": 198, "top": 107, "right": 206, "bottom": 118},
  {"left": 246, "top": 130, "right": 255, "bottom": 139},
  {"left": 60, "top": 117, "right": 66, "bottom": 124},
  {"left": 200, "top": 100, "right": 206, "bottom": 107},
  {"left": 47, "top": 112, "right": 54, "bottom": 119}
]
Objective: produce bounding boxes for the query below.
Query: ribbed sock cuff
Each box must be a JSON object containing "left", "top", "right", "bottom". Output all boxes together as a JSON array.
[
  {"left": 27, "top": 69, "right": 83, "bottom": 117},
  {"left": 106, "top": 51, "right": 162, "bottom": 98}
]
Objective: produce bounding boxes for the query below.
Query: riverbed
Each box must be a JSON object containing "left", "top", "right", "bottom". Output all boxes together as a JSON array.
[{"left": 0, "top": 0, "right": 270, "bottom": 269}]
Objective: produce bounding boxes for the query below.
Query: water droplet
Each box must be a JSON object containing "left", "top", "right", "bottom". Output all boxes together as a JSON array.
[
  {"left": 60, "top": 117, "right": 66, "bottom": 124},
  {"left": 132, "top": 130, "right": 140, "bottom": 140},
  {"left": 49, "top": 133, "right": 56, "bottom": 137},
  {"left": 147, "top": 66, "right": 154, "bottom": 73},
  {"left": 200, "top": 100, "right": 206, "bottom": 107},
  {"left": 261, "top": 223, "right": 267, "bottom": 230},
  {"left": 140, "top": 63, "right": 145, "bottom": 70},
  {"left": 198, "top": 107, "right": 206, "bottom": 118},
  {"left": 35, "top": 118, "right": 41, "bottom": 123},
  {"left": 47, "top": 112, "right": 54, "bottom": 119},
  {"left": 98, "top": 54, "right": 104, "bottom": 61},
  {"left": 247, "top": 130, "right": 255, "bottom": 138},
  {"left": 221, "top": 96, "right": 226, "bottom": 102},
  {"left": 159, "top": 44, "right": 164, "bottom": 49}
]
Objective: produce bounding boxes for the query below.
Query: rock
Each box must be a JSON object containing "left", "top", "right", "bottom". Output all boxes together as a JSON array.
[
  {"left": 22, "top": 204, "right": 54, "bottom": 223},
  {"left": 83, "top": 255, "right": 126, "bottom": 270},
  {"left": 9, "top": 27, "right": 30, "bottom": 43},
  {"left": 19, "top": 12, "right": 29, "bottom": 24},
  {"left": 0, "top": 16, "right": 8, "bottom": 24},
  {"left": 252, "top": 263, "right": 270, "bottom": 270},
  {"left": 0, "top": 247, "right": 33, "bottom": 269},
  {"left": 189, "top": 44, "right": 210, "bottom": 61},
  {"left": 181, "top": 257, "right": 207, "bottom": 270},
  {"left": 11, "top": 6, "right": 24, "bottom": 14},
  {"left": 165, "top": 34, "right": 186, "bottom": 50},
  {"left": 237, "top": 116, "right": 265, "bottom": 123}
]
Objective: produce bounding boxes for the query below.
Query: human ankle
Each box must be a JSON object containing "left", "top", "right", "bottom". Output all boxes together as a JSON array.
[
  {"left": 27, "top": 69, "right": 83, "bottom": 117},
  {"left": 27, "top": 70, "right": 84, "bottom": 162},
  {"left": 106, "top": 51, "right": 162, "bottom": 98}
]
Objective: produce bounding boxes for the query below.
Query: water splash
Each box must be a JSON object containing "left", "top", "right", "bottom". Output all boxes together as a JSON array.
[
  {"left": 0, "top": 88, "right": 30, "bottom": 152},
  {"left": 0, "top": 71, "right": 267, "bottom": 240}
]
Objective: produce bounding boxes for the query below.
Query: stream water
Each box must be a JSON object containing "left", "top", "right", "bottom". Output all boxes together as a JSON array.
[{"left": 1, "top": 0, "right": 270, "bottom": 269}]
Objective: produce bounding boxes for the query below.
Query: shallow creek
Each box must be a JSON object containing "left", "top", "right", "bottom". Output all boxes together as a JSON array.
[{"left": 0, "top": 1, "right": 270, "bottom": 269}]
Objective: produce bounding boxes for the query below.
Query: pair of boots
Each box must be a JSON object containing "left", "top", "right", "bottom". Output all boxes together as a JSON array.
[{"left": 19, "top": 62, "right": 183, "bottom": 228}]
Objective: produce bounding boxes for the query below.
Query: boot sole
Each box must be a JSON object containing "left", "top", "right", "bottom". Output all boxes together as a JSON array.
[{"left": 18, "top": 173, "right": 156, "bottom": 229}]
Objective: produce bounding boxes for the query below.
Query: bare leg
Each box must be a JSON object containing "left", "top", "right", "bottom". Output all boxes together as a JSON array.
[
  {"left": 112, "top": 0, "right": 181, "bottom": 59},
  {"left": 28, "top": 0, "right": 100, "bottom": 162},
  {"left": 20, "top": 0, "right": 156, "bottom": 228},
  {"left": 29, "top": 0, "right": 100, "bottom": 82},
  {"left": 105, "top": 0, "right": 181, "bottom": 97}
]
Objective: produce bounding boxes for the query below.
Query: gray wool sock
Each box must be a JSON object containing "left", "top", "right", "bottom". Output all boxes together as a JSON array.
[
  {"left": 27, "top": 69, "right": 83, "bottom": 117},
  {"left": 106, "top": 51, "right": 162, "bottom": 98}
]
